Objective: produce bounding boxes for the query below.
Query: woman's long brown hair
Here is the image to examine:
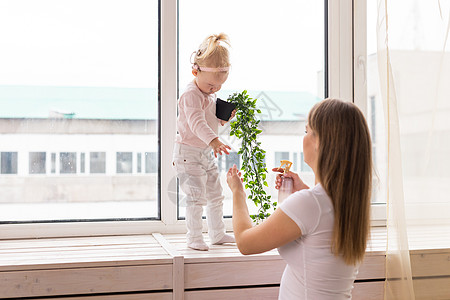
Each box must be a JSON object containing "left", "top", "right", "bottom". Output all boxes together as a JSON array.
[{"left": 308, "top": 99, "right": 372, "bottom": 265}]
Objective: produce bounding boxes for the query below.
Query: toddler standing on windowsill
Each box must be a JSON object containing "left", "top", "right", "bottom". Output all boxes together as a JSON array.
[{"left": 173, "top": 33, "right": 236, "bottom": 251}]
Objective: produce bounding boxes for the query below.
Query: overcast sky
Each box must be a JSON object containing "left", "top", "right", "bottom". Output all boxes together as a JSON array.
[
  {"left": 0, "top": 0, "right": 158, "bottom": 88},
  {"left": 0, "top": 0, "right": 323, "bottom": 94},
  {"left": 0, "top": 1, "right": 447, "bottom": 93}
]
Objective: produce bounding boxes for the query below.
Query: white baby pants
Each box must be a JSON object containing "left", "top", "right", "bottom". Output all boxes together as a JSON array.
[{"left": 173, "top": 143, "right": 226, "bottom": 244}]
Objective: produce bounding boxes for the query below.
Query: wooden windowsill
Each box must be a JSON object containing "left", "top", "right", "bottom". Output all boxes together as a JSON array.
[
  {"left": 0, "top": 227, "right": 387, "bottom": 272},
  {"left": 0, "top": 226, "right": 449, "bottom": 299}
]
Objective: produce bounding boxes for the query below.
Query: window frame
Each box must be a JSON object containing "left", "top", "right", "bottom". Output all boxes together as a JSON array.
[
  {"left": 0, "top": 0, "right": 384, "bottom": 240},
  {"left": 354, "top": 0, "right": 385, "bottom": 224}
]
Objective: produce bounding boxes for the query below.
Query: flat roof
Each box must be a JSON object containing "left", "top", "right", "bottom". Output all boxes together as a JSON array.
[{"left": 0, "top": 86, "right": 320, "bottom": 121}]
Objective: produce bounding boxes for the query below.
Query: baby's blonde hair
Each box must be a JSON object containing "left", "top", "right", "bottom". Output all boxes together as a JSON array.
[{"left": 193, "top": 33, "right": 231, "bottom": 71}]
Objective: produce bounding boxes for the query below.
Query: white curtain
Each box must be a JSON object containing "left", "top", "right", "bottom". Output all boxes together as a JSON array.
[{"left": 376, "top": 1, "right": 450, "bottom": 299}]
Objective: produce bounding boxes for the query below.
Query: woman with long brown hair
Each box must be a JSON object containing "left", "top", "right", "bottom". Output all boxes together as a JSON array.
[{"left": 227, "top": 99, "right": 372, "bottom": 299}]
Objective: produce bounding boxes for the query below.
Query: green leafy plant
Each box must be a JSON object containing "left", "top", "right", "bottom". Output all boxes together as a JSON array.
[{"left": 228, "top": 90, "right": 276, "bottom": 223}]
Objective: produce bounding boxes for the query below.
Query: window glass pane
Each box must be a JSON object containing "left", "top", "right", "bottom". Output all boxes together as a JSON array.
[
  {"left": 274, "top": 152, "right": 290, "bottom": 167},
  {"left": 60, "top": 152, "right": 77, "bottom": 174},
  {"left": 51, "top": 153, "right": 56, "bottom": 174},
  {"left": 1, "top": 152, "right": 18, "bottom": 174},
  {"left": 145, "top": 152, "right": 157, "bottom": 173},
  {"left": 29, "top": 152, "right": 46, "bottom": 174},
  {"left": 90, "top": 152, "right": 106, "bottom": 174},
  {"left": 137, "top": 153, "right": 142, "bottom": 173},
  {"left": 80, "top": 152, "right": 85, "bottom": 173},
  {"left": 117, "top": 152, "right": 132, "bottom": 174},
  {"left": 293, "top": 152, "right": 298, "bottom": 172},
  {"left": 0, "top": 1, "right": 159, "bottom": 222},
  {"left": 179, "top": 0, "right": 324, "bottom": 218},
  {"left": 225, "top": 152, "right": 240, "bottom": 170}
]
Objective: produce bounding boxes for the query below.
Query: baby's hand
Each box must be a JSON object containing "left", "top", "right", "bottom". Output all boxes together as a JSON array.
[
  {"left": 209, "top": 137, "right": 231, "bottom": 157},
  {"left": 220, "top": 109, "right": 237, "bottom": 126},
  {"left": 230, "top": 109, "right": 236, "bottom": 119}
]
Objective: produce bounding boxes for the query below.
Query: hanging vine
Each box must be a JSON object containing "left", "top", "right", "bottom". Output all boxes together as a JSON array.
[{"left": 228, "top": 90, "right": 276, "bottom": 223}]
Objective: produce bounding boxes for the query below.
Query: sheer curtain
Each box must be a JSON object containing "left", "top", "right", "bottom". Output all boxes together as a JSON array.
[{"left": 376, "top": 0, "right": 450, "bottom": 299}]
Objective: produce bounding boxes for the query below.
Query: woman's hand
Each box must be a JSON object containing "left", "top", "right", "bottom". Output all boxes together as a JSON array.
[
  {"left": 272, "top": 168, "right": 309, "bottom": 192},
  {"left": 227, "top": 164, "right": 244, "bottom": 193},
  {"left": 229, "top": 165, "right": 303, "bottom": 256}
]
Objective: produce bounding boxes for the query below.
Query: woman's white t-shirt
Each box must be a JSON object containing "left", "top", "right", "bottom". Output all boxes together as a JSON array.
[{"left": 277, "top": 184, "right": 359, "bottom": 300}]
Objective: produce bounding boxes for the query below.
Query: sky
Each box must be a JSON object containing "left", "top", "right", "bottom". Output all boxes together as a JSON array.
[
  {"left": 0, "top": 0, "right": 158, "bottom": 89},
  {"left": 0, "top": 0, "right": 324, "bottom": 95},
  {"left": 1, "top": 1, "right": 447, "bottom": 94},
  {"left": 178, "top": 0, "right": 324, "bottom": 94}
]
